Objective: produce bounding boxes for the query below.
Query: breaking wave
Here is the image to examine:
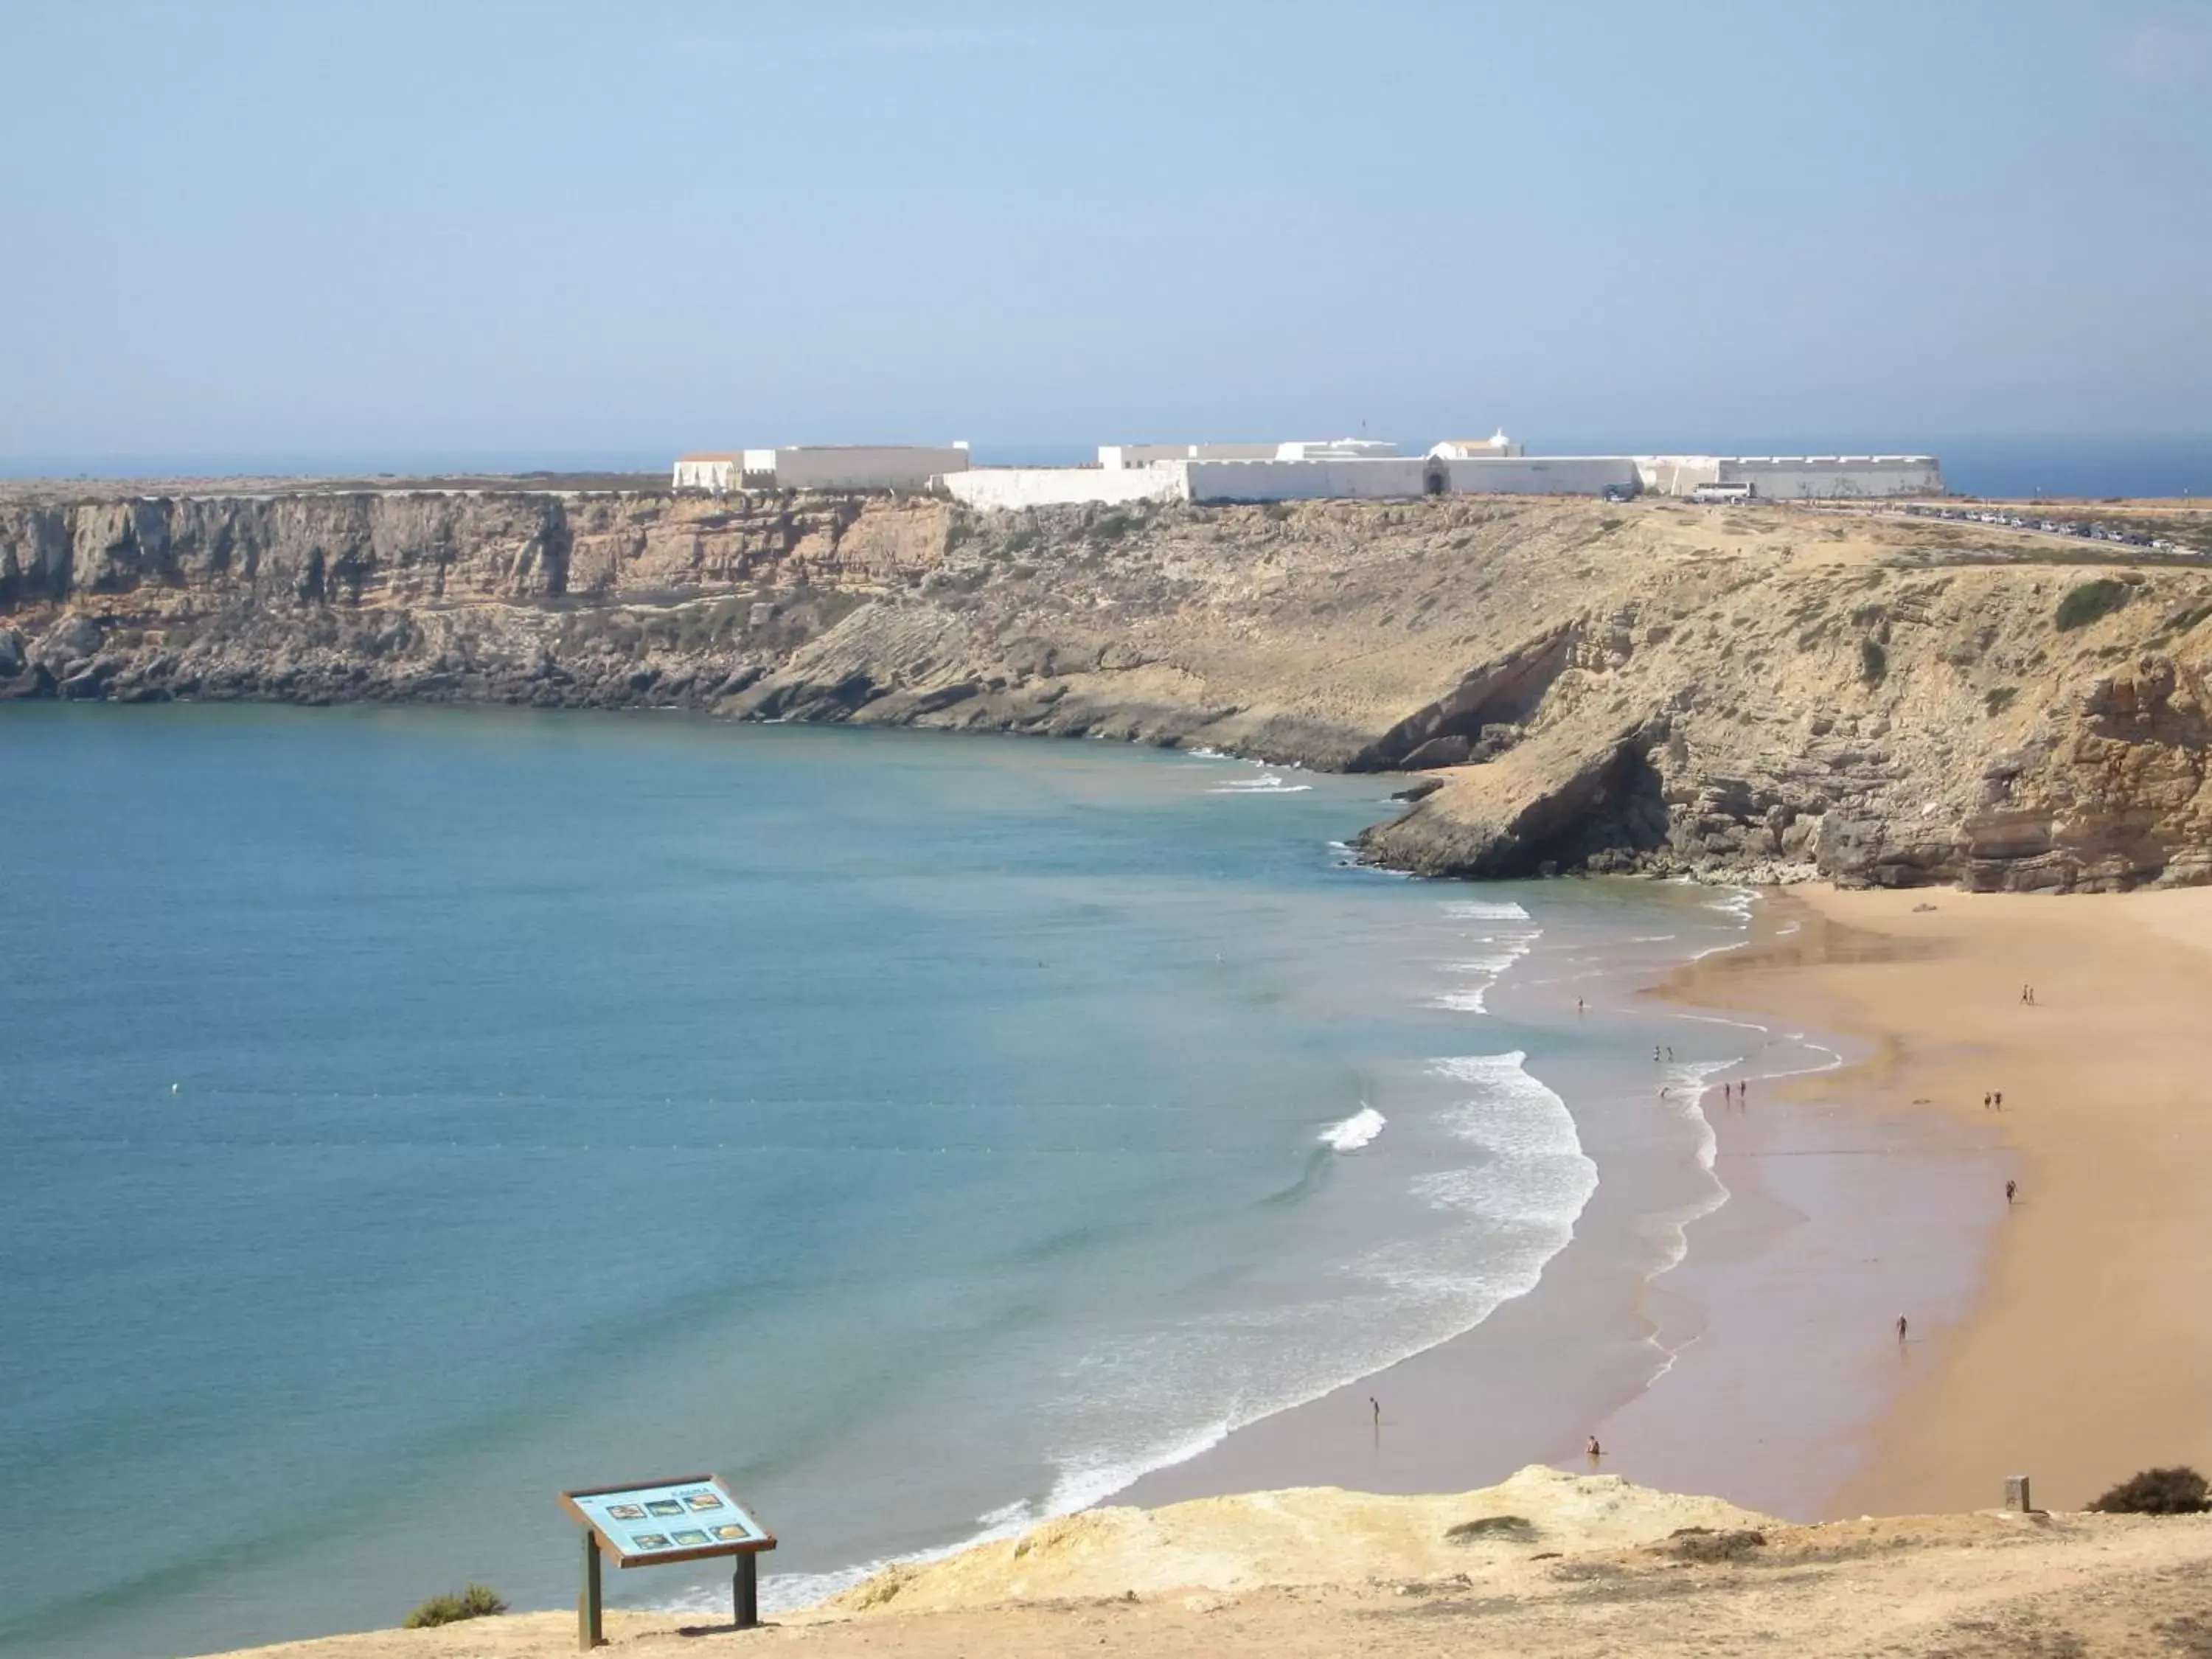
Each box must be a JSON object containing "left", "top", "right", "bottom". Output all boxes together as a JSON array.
[{"left": 1318, "top": 1105, "right": 1387, "bottom": 1150}]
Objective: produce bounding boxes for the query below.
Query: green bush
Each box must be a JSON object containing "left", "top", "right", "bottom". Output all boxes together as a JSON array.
[
  {"left": 1984, "top": 686, "right": 2018, "bottom": 716},
  {"left": 2055, "top": 578, "right": 2130, "bottom": 633},
  {"left": 2087, "top": 1467, "right": 2211, "bottom": 1515},
  {"left": 404, "top": 1584, "right": 507, "bottom": 1628},
  {"left": 1860, "top": 638, "right": 1888, "bottom": 684},
  {"left": 1087, "top": 509, "right": 1141, "bottom": 545},
  {"left": 1446, "top": 1514, "right": 1537, "bottom": 1543},
  {"left": 1663, "top": 1526, "right": 1767, "bottom": 1563}
]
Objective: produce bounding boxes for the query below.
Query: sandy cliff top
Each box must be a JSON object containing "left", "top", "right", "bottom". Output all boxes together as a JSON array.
[
  {"left": 821, "top": 1463, "right": 1773, "bottom": 1613},
  {"left": 194, "top": 1467, "right": 2212, "bottom": 1658}
]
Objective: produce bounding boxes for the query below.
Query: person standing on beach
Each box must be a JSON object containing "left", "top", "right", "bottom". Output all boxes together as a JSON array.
[
  {"left": 1983, "top": 1092, "right": 1992, "bottom": 1110},
  {"left": 1896, "top": 1315, "right": 1908, "bottom": 1343},
  {"left": 2006, "top": 1179, "right": 2017, "bottom": 1205},
  {"left": 1370, "top": 1396, "right": 1380, "bottom": 1427},
  {"left": 1994, "top": 1091, "right": 2003, "bottom": 1110}
]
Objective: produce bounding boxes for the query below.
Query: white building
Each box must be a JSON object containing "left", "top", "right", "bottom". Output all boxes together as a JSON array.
[
  {"left": 1274, "top": 437, "right": 1402, "bottom": 462},
  {"left": 672, "top": 453, "right": 745, "bottom": 492},
  {"left": 1098, "top": 442, "right": 1280, "bottom": 469},
  {"left": 673, "top": 444, "right": 970, "bottom": 493},
  {"left": 1427, "top": 431, "right": 1525, "bottom": 460}
]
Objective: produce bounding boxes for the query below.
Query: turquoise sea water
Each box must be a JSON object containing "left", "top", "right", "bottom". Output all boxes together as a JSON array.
[{"left": 0, "top": 706, "right": 1775, "bottom": 1658}]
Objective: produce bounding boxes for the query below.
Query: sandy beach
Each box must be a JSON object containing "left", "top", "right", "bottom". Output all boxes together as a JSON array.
[{"left": 1680, "top": 884, "right": 2212, "bottom": 1517}]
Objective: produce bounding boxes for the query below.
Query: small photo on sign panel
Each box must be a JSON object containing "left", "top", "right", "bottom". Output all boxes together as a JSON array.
[
  {"left": 645, "top": 1500, "right": 685, "bottom": 1517},
  {"left": 606, "top": 1505, "right": 646, "bottom": 1521},
  {"left": 684, "top": 1494, "right": 724, "bottom": 1512},
  {"left": 670, "top": 1529, "right": 711, "bottom": 1546},
  {"left": 633, "top": 1534, "right": 672, "bottom": 1550},
  {"left": 711, "top": 1525, "right": 750, "bottom": 1542}
]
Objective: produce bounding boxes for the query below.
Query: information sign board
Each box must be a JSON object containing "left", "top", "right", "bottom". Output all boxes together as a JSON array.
[{"left": 561, "top": 1474, "right": 775, "bottom": 1568}]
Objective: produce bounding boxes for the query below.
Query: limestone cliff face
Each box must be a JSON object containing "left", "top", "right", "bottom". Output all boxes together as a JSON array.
[{"left": 5, "top": 486, "right": 2212, "bottom": 893}]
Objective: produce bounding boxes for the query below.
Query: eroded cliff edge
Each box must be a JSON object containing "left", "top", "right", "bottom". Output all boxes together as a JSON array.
[{"left": 6, "top": 487, "right": 2211, "bottom": 893}]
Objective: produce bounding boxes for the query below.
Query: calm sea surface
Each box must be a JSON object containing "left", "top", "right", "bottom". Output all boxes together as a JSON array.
[{"left": 1, "top": 706, "right": 1776, "bottom": 1658}]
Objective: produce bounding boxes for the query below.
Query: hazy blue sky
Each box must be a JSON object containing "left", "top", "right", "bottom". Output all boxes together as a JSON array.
[{"left": 3, "top": 1, "right": 2208, "bottom": 471}]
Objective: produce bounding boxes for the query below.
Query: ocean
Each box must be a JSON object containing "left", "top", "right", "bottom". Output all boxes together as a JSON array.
[{"left": 0, "top": 706, "right": 1807, "bottom": 1658}]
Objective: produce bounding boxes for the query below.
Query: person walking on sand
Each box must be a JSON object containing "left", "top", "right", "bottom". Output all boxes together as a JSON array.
[
  {"left": 1896, "top": 1314, "right": 1908, "bottom": 1343},
  {"left": 1994, "top": 1091, "right": 2003, "bottom": 1110},
  {"left": 2006, "top": 1179, "right": 2017, "bottom": 1205},
  {"left": 1983, "top": 1092, "right": 1992, "bottom": 1110},
  {"left": 1370, "top": 1396, "right": 1380, "bottom": 1427}
]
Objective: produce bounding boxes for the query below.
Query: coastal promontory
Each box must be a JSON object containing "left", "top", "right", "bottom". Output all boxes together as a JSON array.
[{"left": 5, "top": 481, "right": 2210, "bottom": 893}]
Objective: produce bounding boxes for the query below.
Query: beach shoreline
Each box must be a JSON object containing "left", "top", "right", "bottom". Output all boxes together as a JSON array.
[
  {"left": 1124, "top": 876, "right": 2212, "bottom": 1529},
  {"left": 1117, "top": 888, "right": 2011, "bottom": 1524}
]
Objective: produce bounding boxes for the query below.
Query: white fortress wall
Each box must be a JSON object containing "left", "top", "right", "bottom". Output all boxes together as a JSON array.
[
  {"left": 1183, "top": 457, "right": 1431, "bottom": 503},
  {"left": 942, "top": 467, "right": 1187, "bottom": 510},
  {"left": 771, "top": 446, "right": 972, "bottom": 491},
  {"left": 1717, "top": 456, "right": 1944, "bottom": 498},
  {"left": 1444, "top": 456, "right": 1641, "bottom": 495},
  {"left": 1635, "top": 456, "right": 1723, "bottom": 495}
]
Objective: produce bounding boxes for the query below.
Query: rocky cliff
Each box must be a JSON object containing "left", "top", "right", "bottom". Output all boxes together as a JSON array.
[{"left": 7, "top": 485, "right": 2212, "bottom": 893}]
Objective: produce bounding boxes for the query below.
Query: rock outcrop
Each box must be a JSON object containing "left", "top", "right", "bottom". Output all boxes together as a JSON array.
[{"left": 5, "top": 484, "right": 2212, "bottom": 892}]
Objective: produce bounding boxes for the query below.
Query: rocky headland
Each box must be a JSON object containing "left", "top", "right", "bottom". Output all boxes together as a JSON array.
[{"left": 7, "top": 484, "right": 2212, "bottom": 892}]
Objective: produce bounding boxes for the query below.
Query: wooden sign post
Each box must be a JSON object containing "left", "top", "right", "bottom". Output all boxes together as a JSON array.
[{"left": 560, "top": 1474, "right": 777, "bottom": 1651}]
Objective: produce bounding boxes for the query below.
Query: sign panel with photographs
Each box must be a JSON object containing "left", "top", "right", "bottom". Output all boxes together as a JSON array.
[{"left": 562, "top": 1474, "right": 775, "bottom": 1568}]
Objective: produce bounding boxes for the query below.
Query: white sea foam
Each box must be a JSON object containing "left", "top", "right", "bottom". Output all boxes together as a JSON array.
[
  {"left": 1641, "top": 1059, "right": 1734, "bottom": 1276},
  {"left": 1672, "top": 1009, "right": 1771, "bottom": 1035},
  {"left": 1393, "top": 1052, "right": 1599, "bottom": 1293},
  {"left": 1210, "top": 773, "right": 1315, "bottom": 794},
  {"left": 1444, "top": 952, "right": 1528, "bottom": 975},
  {"left": 1444, "top": 898, "right": 1533, "bottom": 922},
  {"left": 1319, "top": 1105, "right": 1387, "bottom": 1150},
  {"left": 1704, "top": 886, "right": 1758, "bottom": 921},
  {"left": 1427, "top": 894, "right": 1543, "bottom": 1014}
]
